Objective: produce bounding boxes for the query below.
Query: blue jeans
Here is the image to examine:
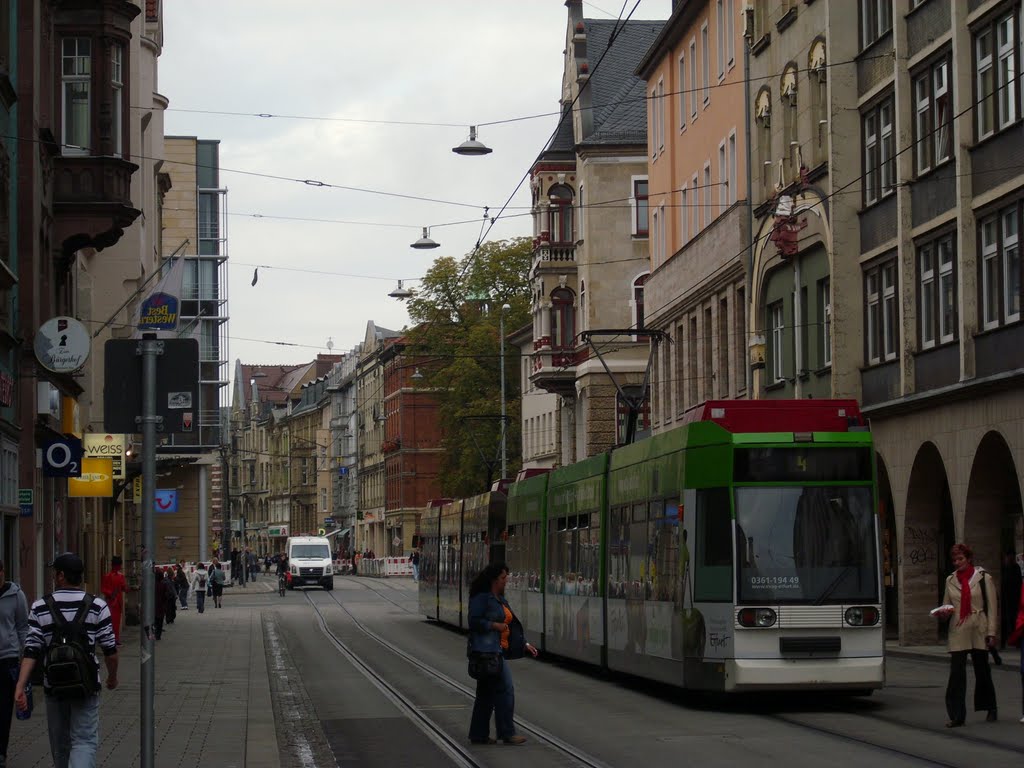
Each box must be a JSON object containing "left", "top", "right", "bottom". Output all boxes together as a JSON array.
[
  {"left": 46, "top": 693, "right": 100, "bottom": 768},
  {"left": 468, "top": 656, "right": 515, "bottom": 741}
]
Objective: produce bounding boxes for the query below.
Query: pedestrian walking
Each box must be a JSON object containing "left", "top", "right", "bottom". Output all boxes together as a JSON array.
[
  {"left": 1007, "top": 576, "right": 1024, "bottom": 724},
  {"left": 0, "top": 559, "right": 29, "bottom": 767},
  {"left": 466, "top": 562, "right": 538, "bottom": 746},
  {"left": 100, "top": 556, "right": 127, "bottom": 647},
  {"left": 14, "top": 553, "right": 119, "bottom": 767},
  {"left": 163, "top": 570, "right": 177, "bottom": 625},
  {"left": 264, "top": 556, "right": 271, "bottom": 575},
  {"left": 174, "top": 565, "right": 189, "bottom": 611},
  {"left": 230, "top": 548, "right": 241, "bottom": 586},
  {"left": 191, "top": 563, "right": 210, "bottom": 614},
  {"left": 1001, "top": 551, "right": 1022, "bottom": 648},
  {"left": 934, "top": 543, "right": 998, "bottom": 727},
  {"left": 210, "top": 563, "right": 225, "bottom": 608},
  {"left": 410, "top": 550, "right": 420, "bottom": 582},
  {"left": 152, "top": 568, "right": 170, "bottom": 639}
]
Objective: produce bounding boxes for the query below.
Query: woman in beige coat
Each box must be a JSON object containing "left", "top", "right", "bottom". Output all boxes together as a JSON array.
[{"left": 935, "top": 543, "right": 998, "bottom": 727}]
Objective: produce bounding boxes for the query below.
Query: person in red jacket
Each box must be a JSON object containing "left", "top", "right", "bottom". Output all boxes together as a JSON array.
[
  {"left": 1006, "top": 578, "right": 1024, "bottom": 724},
  {"left": 101, "top": 555, "right": 128, "bottom": 646}
]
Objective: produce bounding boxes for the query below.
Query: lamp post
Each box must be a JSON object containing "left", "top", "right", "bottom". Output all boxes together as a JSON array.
[{"left": 500, "top": 303, "right": 510, "bottom": 481}]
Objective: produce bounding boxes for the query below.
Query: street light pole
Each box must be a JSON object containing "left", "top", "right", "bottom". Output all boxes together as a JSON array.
[{"left": 500, "top": 304, "right": 510, "bottom": 481}]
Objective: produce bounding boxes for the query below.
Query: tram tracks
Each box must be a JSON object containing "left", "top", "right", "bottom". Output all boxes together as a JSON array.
[
  {"left": 325, "top": 580, "right": 1024, "bottom": 766},
  {"left": 303, "top": 588, "right": 612, "bottom": 768}
]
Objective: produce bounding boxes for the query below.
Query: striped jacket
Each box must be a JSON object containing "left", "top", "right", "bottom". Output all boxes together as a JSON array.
[{"left": 23, "top": 589, "right": 117, "bottom": 690}]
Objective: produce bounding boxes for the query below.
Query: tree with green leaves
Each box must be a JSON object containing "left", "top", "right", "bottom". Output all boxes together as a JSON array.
[{"left": 405, "top": 237, "right": 532, "bottom": 498}]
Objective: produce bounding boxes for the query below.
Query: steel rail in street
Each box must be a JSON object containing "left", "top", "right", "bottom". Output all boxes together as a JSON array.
[{"left": 305, "top": 589, "right": 610, "bottom": 768}]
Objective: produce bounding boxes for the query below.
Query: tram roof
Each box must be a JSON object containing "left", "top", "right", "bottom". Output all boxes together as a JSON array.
[{"left": 681, "top": 399, "right": 865, "bottom": 434}]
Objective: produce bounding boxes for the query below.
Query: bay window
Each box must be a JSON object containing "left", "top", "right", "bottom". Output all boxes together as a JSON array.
[
  {"left": 550, "top": 288, "right": 576, "bottom": 349},
  {"left": 548, "top": 184, "right": 574, "bottom": 244},
  {"left": 62, "top": 38, "right": 91, "bottom": 153},
  {"left": 112, "top": 44, "right": 123, "bottom": 158}
]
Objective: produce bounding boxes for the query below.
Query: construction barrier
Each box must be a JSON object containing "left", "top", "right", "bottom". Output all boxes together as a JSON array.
[{"left": 351, "top": 557, "right": 412, "bottom": 578}]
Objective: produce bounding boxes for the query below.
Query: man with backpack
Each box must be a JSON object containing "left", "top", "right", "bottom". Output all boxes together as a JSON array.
[
  {"left": 14, "top": 552, "right": 118, "bottom": 766},
  {"left": 191, "top": 562, "right": 210, "bottom": 614}
]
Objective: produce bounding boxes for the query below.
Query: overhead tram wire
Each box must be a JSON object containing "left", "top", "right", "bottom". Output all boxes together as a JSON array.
[{"left": 139, "top": 52, "right": 893, "bottom": 132}]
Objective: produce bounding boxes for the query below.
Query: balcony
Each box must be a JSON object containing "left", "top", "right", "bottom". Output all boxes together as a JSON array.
[
  {"left": 529, "top": 341, "right": 581, "bottom": 398},
  {"left": 54, "top": 154, "right": 141, "bottom": 256},
  {"left": 531, "top": 233, "right": 576, "bottom": 275}
]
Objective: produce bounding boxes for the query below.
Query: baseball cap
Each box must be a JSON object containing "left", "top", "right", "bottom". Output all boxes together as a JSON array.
[{"left": 49, "top": 552, "right": 85, "bottom": 576}]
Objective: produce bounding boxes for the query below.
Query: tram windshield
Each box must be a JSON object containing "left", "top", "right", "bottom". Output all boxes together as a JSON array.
[{"left": 735, "top": 486, "right": 878, "bottom": 604}]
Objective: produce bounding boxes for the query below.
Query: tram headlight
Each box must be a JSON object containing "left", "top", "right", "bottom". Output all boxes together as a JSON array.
[
  {"left": 844, "top": 606, "right": 880, "bottom": 626},
  {"left": 738, "top": 607, "right": 777, "bottom": 628}
]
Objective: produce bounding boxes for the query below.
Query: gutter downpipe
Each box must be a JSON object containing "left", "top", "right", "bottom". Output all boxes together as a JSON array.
[{"left": 743, "top": 31, "right": 755, "bottom": 397}]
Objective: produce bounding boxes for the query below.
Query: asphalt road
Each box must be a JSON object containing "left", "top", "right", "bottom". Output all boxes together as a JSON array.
[{"left": 246, "top": 576, "right": 1024, "bottom": 768}]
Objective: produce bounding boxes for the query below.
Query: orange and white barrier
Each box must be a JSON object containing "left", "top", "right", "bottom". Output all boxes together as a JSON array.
[{"left": 351, "top": 557, "right": 413, "bottom": 578}]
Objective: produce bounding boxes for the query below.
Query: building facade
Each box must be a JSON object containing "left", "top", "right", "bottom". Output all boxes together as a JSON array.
[
  {"left": 355, "top": 321, "right": 399, "bottom": 554},
  {"left": 327, "top": 349, "right": 360, "bottom": 556},
  {"left": 528, "top": 2, "right": 664, "bottom": 465},
  {"left": 748, "top": 0, "right": 1023, "bottom": 644},
  {"left": 637, "top": 0, "right": 751, "bottom": 431},
  {"left": 511, "top": 323, "right": 561, "bottom": 471}
]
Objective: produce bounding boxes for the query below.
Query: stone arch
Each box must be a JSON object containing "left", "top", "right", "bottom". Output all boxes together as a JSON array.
[
  {"left": 964, "top": 430, "right": 1023, "bottom": 640},
  {"left": 902, "top": 441, "right": 956, "bottom": 644},
  {"left": 876, "top": 451, "right": 898, "bottom": 637}
]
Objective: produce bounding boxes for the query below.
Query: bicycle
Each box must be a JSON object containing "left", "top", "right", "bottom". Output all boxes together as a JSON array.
[{"left": 278, "top": 573, "right": 287, "bottom": 596}]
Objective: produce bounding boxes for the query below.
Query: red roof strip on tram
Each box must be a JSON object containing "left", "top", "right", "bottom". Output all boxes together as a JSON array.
[{"left": 680, "top": 399, "right": 865, "bottom": 434}]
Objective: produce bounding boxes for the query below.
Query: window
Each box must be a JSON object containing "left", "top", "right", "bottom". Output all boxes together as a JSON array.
[
  {"left": 579, "top": 280, "right": 586, "bottom": 333},
  {"left": 755, "top": 88, "right": 772, "bottom": 196},
  {"left": 650, "top": 86, "right": 657, "bottom": 157},
  {"left": 656, "top": 78, "right": 665, "bottom": 153},
  {"left": 703, "top": 163, "right": 712, "bottom": 224},
  {"left": 548, "top": 184, "right": 574, "bottom": 243},
  {"left": 111, "top": 44, "right": 123, "bottom": 158},
  {"left": 769, "top": 301, "right": 785, "bottom": 383},
  {"left": 819, "top": 278, "right": 831, "bottom": 367},
  {"left": 694, "top": 488, "right": 733, "bottom": 602},
  {"left": 864, "top": 259, "right": 897, "bottom": 364},
  {"left": 678, "top": 53, "right": 687, "bottom": 128},
  {"left": 974, "top": 11, "right": 1018, "bottom": 140},
  {"left": 321, "top": 488, "right": 327, "bottom": 512},
  {"left": 860, "top": 0, "right": 892, "bottom": 50},
  {"left": 633, "top": 273, "right": 650, "bottom": 332},
  {"left": 689, "top": 38, "right": 698, "bottom": 120},
  {"left": 728, "top": 131, "right": 737, "bottom": 204},
  {"left": 716, "top": 0, "right": 725, "bottom": 80},
  {"left": 735, "top": 287, "right": 746, "bottom": 392},
  {"left": 918, "top": 236, "right": 957, "bottom": 348},
  {"left": 979, "top": 204, "right": 1023, "bottom": 329},
  {"left": 719, "top": 141, "right": 728, "bottom": 210},
  {"left": 718, "top": 298, "right": 730, "bottom": 396},
  {"left": 701, "top": 23, "right": 710, "bottom": 105},
  {"left": 633, "top": 178, "right": 649, "bottom": 236},
  {"left": 688, "top": 316, "right": 698, "bottom": 405},
  {"left": 658, "top": 205, "right": 666, "bottom": 264},
  {"left": 781, "top": 65, "right": 798, "bottom": 177},
  {"left": 810, "top": 44, "right": 828, "bottom": 166},
  {"left": 550, "top": 288, "right": 575, "bottom": 349},
  {"left": 703, "top": 306, "right": 713, "bottom": 397},
  {"left": 863, "top": 97, "right": 895, "bottom": 205},
  {"left": 651, "top": 207, "right": 660, "bottom": 268},
  {"left": 913, "top": 56, "right": 951, "bottom": 174},
  {"left": 726, "top": 0, "right": 735, "bottom": 66},
  {"left": 680, "top": 184, "right": 689, "bottom": 245},
  {"left": 61, "top": 38, "right": 91, "bottom": 153},
  {"left": 692, "top": 172, "right": 700, "bottom": 235}
]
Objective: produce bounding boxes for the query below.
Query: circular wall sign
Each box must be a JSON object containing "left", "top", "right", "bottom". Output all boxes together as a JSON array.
[{"left": 34, "top": 317, "right": 90, "bottom": 374}]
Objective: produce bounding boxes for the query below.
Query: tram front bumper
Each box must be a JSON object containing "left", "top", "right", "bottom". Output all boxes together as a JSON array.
[{"left": 727, "top": 656, "right": 885, "bottom": 691}]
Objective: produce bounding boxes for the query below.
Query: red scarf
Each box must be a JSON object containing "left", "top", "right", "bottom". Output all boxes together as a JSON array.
[{"left": 956, "top": 566, "right": 975, "bottom": 626}]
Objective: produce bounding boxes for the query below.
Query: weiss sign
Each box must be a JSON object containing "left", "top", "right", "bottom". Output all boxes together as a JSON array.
[{"left": 83, "top": 433, "right": 126, "bottom": 479}]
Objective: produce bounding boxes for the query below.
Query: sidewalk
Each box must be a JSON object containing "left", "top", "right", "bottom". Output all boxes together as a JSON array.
[
  {"left": 9, "top": 579, "right": 280, "bottom": 768},
  {"left": 886, "top": 640, "right": 1021, "bottom": 670}
]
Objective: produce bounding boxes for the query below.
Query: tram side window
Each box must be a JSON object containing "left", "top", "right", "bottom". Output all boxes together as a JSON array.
[
  {"left": 630, "top": 503, "right": 648, "bottom": 600},
  {"left": 609, "top": 506, "right": 630, "bottom": 598},
  {"left": 652, "top": 498, "right": 680, "bottom": 603},
  {"left": 695, "top": 488, "right": 733, "bottom": 602}
]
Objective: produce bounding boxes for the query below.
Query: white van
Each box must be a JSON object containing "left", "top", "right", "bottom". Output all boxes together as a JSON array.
[{"left": 286, "top": 536, "right": 334, "bottom": 590}]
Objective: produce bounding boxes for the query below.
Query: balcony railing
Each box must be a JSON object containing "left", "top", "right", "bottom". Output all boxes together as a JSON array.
[{"left": 533, "top": 242, "right": 576, "bottom": 264}]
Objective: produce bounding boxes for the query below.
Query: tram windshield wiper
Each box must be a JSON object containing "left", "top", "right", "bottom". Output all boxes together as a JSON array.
[{"left": 813, "top": 565, "right": 854, "bottom": 606}]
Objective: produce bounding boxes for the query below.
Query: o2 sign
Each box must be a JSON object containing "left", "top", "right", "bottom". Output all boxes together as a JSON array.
[{"left": 43, "top": 438, "right": 83, "bottom": 478}]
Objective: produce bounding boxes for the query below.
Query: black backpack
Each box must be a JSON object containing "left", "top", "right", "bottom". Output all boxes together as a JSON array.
[{"left": 43, "top": 594, "right": 100, "bottom": 699}]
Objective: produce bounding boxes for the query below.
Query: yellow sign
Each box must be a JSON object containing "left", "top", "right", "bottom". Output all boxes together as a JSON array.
[
  {"left": 69, "top": 457, "right": 113, "bottom": 498},
  {"left": 61, "top": 397, "right": 82, "bottom": 438},
  {"left": 84, "top": 433, "right": 126, "bottom": 479},
  {"left": 133, "top": 476, "right": 142, "bottom": 503}
]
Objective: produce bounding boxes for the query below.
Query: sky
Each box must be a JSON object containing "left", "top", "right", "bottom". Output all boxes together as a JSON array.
[{"left": 158, "top": 0, "right": 670, "bottom": 367}]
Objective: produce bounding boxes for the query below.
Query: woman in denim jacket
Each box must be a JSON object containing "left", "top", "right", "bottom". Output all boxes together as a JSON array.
[{"left": 467, "top": 562, "right": 538, "bottom": 745}]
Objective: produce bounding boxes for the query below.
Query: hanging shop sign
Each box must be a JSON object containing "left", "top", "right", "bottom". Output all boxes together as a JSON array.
[
  {"left": 34, "top": 317, "right": 90, "bottom": 374},
  {"left": 84, "top": 433, "right": 126, "bottom": 479}
]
